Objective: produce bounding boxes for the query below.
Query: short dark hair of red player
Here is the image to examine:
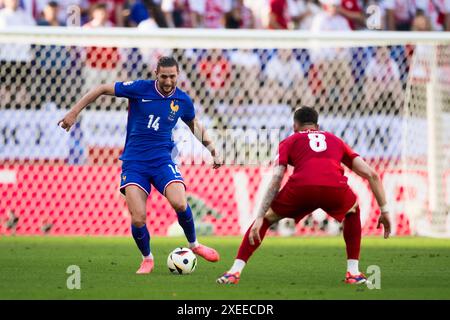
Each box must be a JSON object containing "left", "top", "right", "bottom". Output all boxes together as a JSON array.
[
  {"left": 294, "top": 106, "right": 319, "bottom": 125},
  {"left": 157, "top": 56, "right": 179, "bottom": 72}
]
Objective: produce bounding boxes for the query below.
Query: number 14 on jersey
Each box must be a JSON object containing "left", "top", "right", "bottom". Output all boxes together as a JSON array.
[{"left": 147, "top": 114, "right": 160, "bottom": 131}]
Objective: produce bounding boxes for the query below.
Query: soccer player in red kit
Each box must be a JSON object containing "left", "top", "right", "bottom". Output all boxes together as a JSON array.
[{"left": 217, "top": 106, "right": 391, "bottom": 285}]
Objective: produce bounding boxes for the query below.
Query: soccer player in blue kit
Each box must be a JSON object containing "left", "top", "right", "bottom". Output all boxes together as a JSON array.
[{"left": 58, "top": 56, "right": 222, "bottom": 274}]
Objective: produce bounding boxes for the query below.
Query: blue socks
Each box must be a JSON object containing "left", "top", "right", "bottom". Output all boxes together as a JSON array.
[
  {"left": 131, "top": 205, "right": 195, "bottom": 257},
  {"left": 176, "top": 205, "right": 197, "bottom": 244},
  {"left": 131, "top": 224, "right": 151, "bottom": 257}
]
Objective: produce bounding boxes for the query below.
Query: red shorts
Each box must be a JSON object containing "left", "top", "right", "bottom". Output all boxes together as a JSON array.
[{"left": 271, "top": 184, "right": 357, "bottom": 223}]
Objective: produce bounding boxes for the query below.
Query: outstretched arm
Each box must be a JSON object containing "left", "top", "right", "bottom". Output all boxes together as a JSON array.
[
  {"left": 351, "top": 156, "right": 391, "bottom": 238},
  {"left": 249, "top": 165, "right": 286, "bottom": 245},
  {"left": 185, "top": 118, "right": 222, "bottom": 169},
  {"left": 58, "top": 84, "right": 115, "bottom": 131}
]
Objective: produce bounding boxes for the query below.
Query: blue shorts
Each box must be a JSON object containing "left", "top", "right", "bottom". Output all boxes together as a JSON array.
[{"left": 119, "top": 160, "right": 185, "bottom": 196}]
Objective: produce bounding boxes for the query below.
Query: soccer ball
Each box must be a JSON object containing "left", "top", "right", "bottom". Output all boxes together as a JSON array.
[{"left": 167, "top": 247, "right": 197, "bottom": 275}]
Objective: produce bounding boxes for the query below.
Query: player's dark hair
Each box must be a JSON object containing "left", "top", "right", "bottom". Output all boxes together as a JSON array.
[
  {"left": 157, "top": 56, "right": 179, "bottom": 72},
  {"left": 294, "top": 106, "right": 319, "bottom": 125},
  {"left": 47, "top": 1, "right": 59, "bottom": 8}
]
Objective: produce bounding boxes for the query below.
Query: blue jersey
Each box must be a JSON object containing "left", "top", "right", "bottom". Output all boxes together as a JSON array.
[{"left": 114, "top": 79, "right": 196, "bottom": 165}]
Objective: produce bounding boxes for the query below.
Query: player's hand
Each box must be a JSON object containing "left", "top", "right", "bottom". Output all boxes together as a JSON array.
[
  {"left": 249, "top": 217, "right": 264, "bottom": 246},
  {"left": 58, "top": 111, "right": 78, "bottom": 132},
  {"left": 377, "top": 212, "right": 391, "bottom": 239},
  {"left": 212, "top": 153, "right": 223, "bottom": 169}
]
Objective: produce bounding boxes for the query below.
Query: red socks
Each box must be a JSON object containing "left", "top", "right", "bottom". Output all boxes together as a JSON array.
[
  {"left": 236, "top": 218, "right": 271, "bottom": 262},
  {"left": 343, "top": 206, "right": 362, "bottom": 260}
]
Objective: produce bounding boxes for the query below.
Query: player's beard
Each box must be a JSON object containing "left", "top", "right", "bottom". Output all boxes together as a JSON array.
[
  {"left": 163, "top": 84, "right": 174, "bottom": 93},
  {"left": 159, "top": 82, "right": 176, "bottom": 95}
]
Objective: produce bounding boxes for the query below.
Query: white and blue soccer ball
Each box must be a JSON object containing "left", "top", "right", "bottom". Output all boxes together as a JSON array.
[{"left": 167, "top": 247, "right": 197, "bottom": 275}]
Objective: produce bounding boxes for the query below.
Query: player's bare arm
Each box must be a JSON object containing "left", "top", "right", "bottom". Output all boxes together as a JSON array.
[
  {"left": 249, "top": 165, "right": 286, "bottom": 246},
  {"left": 186, "top": 118, "right": 222, "bottom": 169},
  {"left": 58, "top": 83, "right": 115, "bottom": 132},
  {"left": 351, "top": 156, "right": 391, "bottom": 239}
]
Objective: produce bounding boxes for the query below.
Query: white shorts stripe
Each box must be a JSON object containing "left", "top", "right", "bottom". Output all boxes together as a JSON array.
[
  {"left": 120, "top": 182, "right": 149, "bottom": 196},
  {"left": 163, "top": 179, "right": 186, "bottom": 196}
]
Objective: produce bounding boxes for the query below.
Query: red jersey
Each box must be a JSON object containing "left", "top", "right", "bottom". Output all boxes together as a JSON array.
[
  {"left": 341, "top": 0, "right": 362, "bottom": 30},
  {"left": 277, "top": 130, "right": 359, "bottom": 187},
  {"left": 270, "top": 0, "right": 288, "bottom": 29}
]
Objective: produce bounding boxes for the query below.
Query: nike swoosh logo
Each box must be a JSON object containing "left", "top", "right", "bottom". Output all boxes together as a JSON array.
[{"left": 142, "top": 99, "right": 152, "bottom": 102}]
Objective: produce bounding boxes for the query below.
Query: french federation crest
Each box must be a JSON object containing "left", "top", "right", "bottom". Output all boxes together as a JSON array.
[{"left": 168, "top": 100, "right": 179, "bottom": 121}]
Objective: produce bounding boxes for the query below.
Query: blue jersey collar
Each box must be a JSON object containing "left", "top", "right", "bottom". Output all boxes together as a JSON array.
[{"left": 155, "top": 80, "right": 176, "bottom": 98}]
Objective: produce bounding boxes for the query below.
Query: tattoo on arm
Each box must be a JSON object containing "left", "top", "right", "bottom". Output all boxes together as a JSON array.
[{"left": 256, "top": 165, "right": 286, "bottom": 218}]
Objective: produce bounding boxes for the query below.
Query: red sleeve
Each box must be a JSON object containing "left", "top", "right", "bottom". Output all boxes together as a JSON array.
[
  {"left": 276, "top": 136, "right": 294, "bottom": 166},
  {"left": 341, "top": 140, "right": 359, "bottom": 169}
]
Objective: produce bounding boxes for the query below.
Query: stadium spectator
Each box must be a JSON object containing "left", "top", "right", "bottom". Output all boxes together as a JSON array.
[
  {"left": 225, "top": 0, "right": 255, "bottom": 29},
  {"left": 383, "top": 0, "right": 417, "bottom": 31},
  {"left": 143, "top": 0, "right": 170, "bottom": 27},
  {"left": 15, "top": 0, "right": 47, "bottom": 21},
  {"left": 84, "top": 2, "right": 115, "bottom": 27},
  {"left": 203, "top": 0, "right": 231, "bottom": 28},
  {"left": 125, "top": 0, "right": 150, "bottom": 26},
  {"left": 287, "top": 0, "right": 321, "bottom": 30},
  {"left": 244, "top": 0, "right": 270, "bottom": 28},
  {"left": 309, "top": 0, "right": 353, "bottom": 113},
  {"left": 137, "top": 3, "right": 158, "bottom": 28},
  {"left": 50, "top": 0, "right": 87, "bottom": 26},
  {"left": 268, "top": 0, "right": 289, "bottom": 29},
  {"left": 311, "top": 0, "right": 351, "bottom": 31},
  {"left": 412, "top": 7, "right": 433, "bottom": 31},
  {"left": 160, "top": 0, "right": 207, "bottom": 28},
  {"left": 161, "top": 0, "right": 184, "bottom": 27},
  {"left": 87, "top": 0, "right": 126, "bottom": 26},
  {"left": 37, "top": 1, "right": 65, "bottom": 26},
  {"left": 0, "top": 0, "right": 36, "bottom": 30},
  {"left": 364, "top": 46, "right": 403, "bottom": 114},
  {"left": 415, "top": 0, "right": 450, "bottom": 31},
  {"left": 337, "top": 0, "right": 366, "bottom": 30},
  {"left": 444, "top": 0, "right": 450, "bottom": 30},
  {"left": 160, "top": 0, "right": 177, "bottom": 27}
]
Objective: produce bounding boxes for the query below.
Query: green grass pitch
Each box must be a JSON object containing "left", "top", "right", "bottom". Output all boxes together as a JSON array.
[{"left": 1, "top": 236, "right": 449, "bottom": 300}]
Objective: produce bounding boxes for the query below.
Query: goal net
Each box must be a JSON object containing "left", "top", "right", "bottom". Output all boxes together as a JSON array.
[{"left": 0, "top": 28, "right": 449, "bottom": 237}]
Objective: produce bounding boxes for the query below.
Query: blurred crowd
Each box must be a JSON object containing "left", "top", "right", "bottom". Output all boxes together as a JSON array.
[{"left": 0, "top": 0, "right": 449, "bottom": 31}]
